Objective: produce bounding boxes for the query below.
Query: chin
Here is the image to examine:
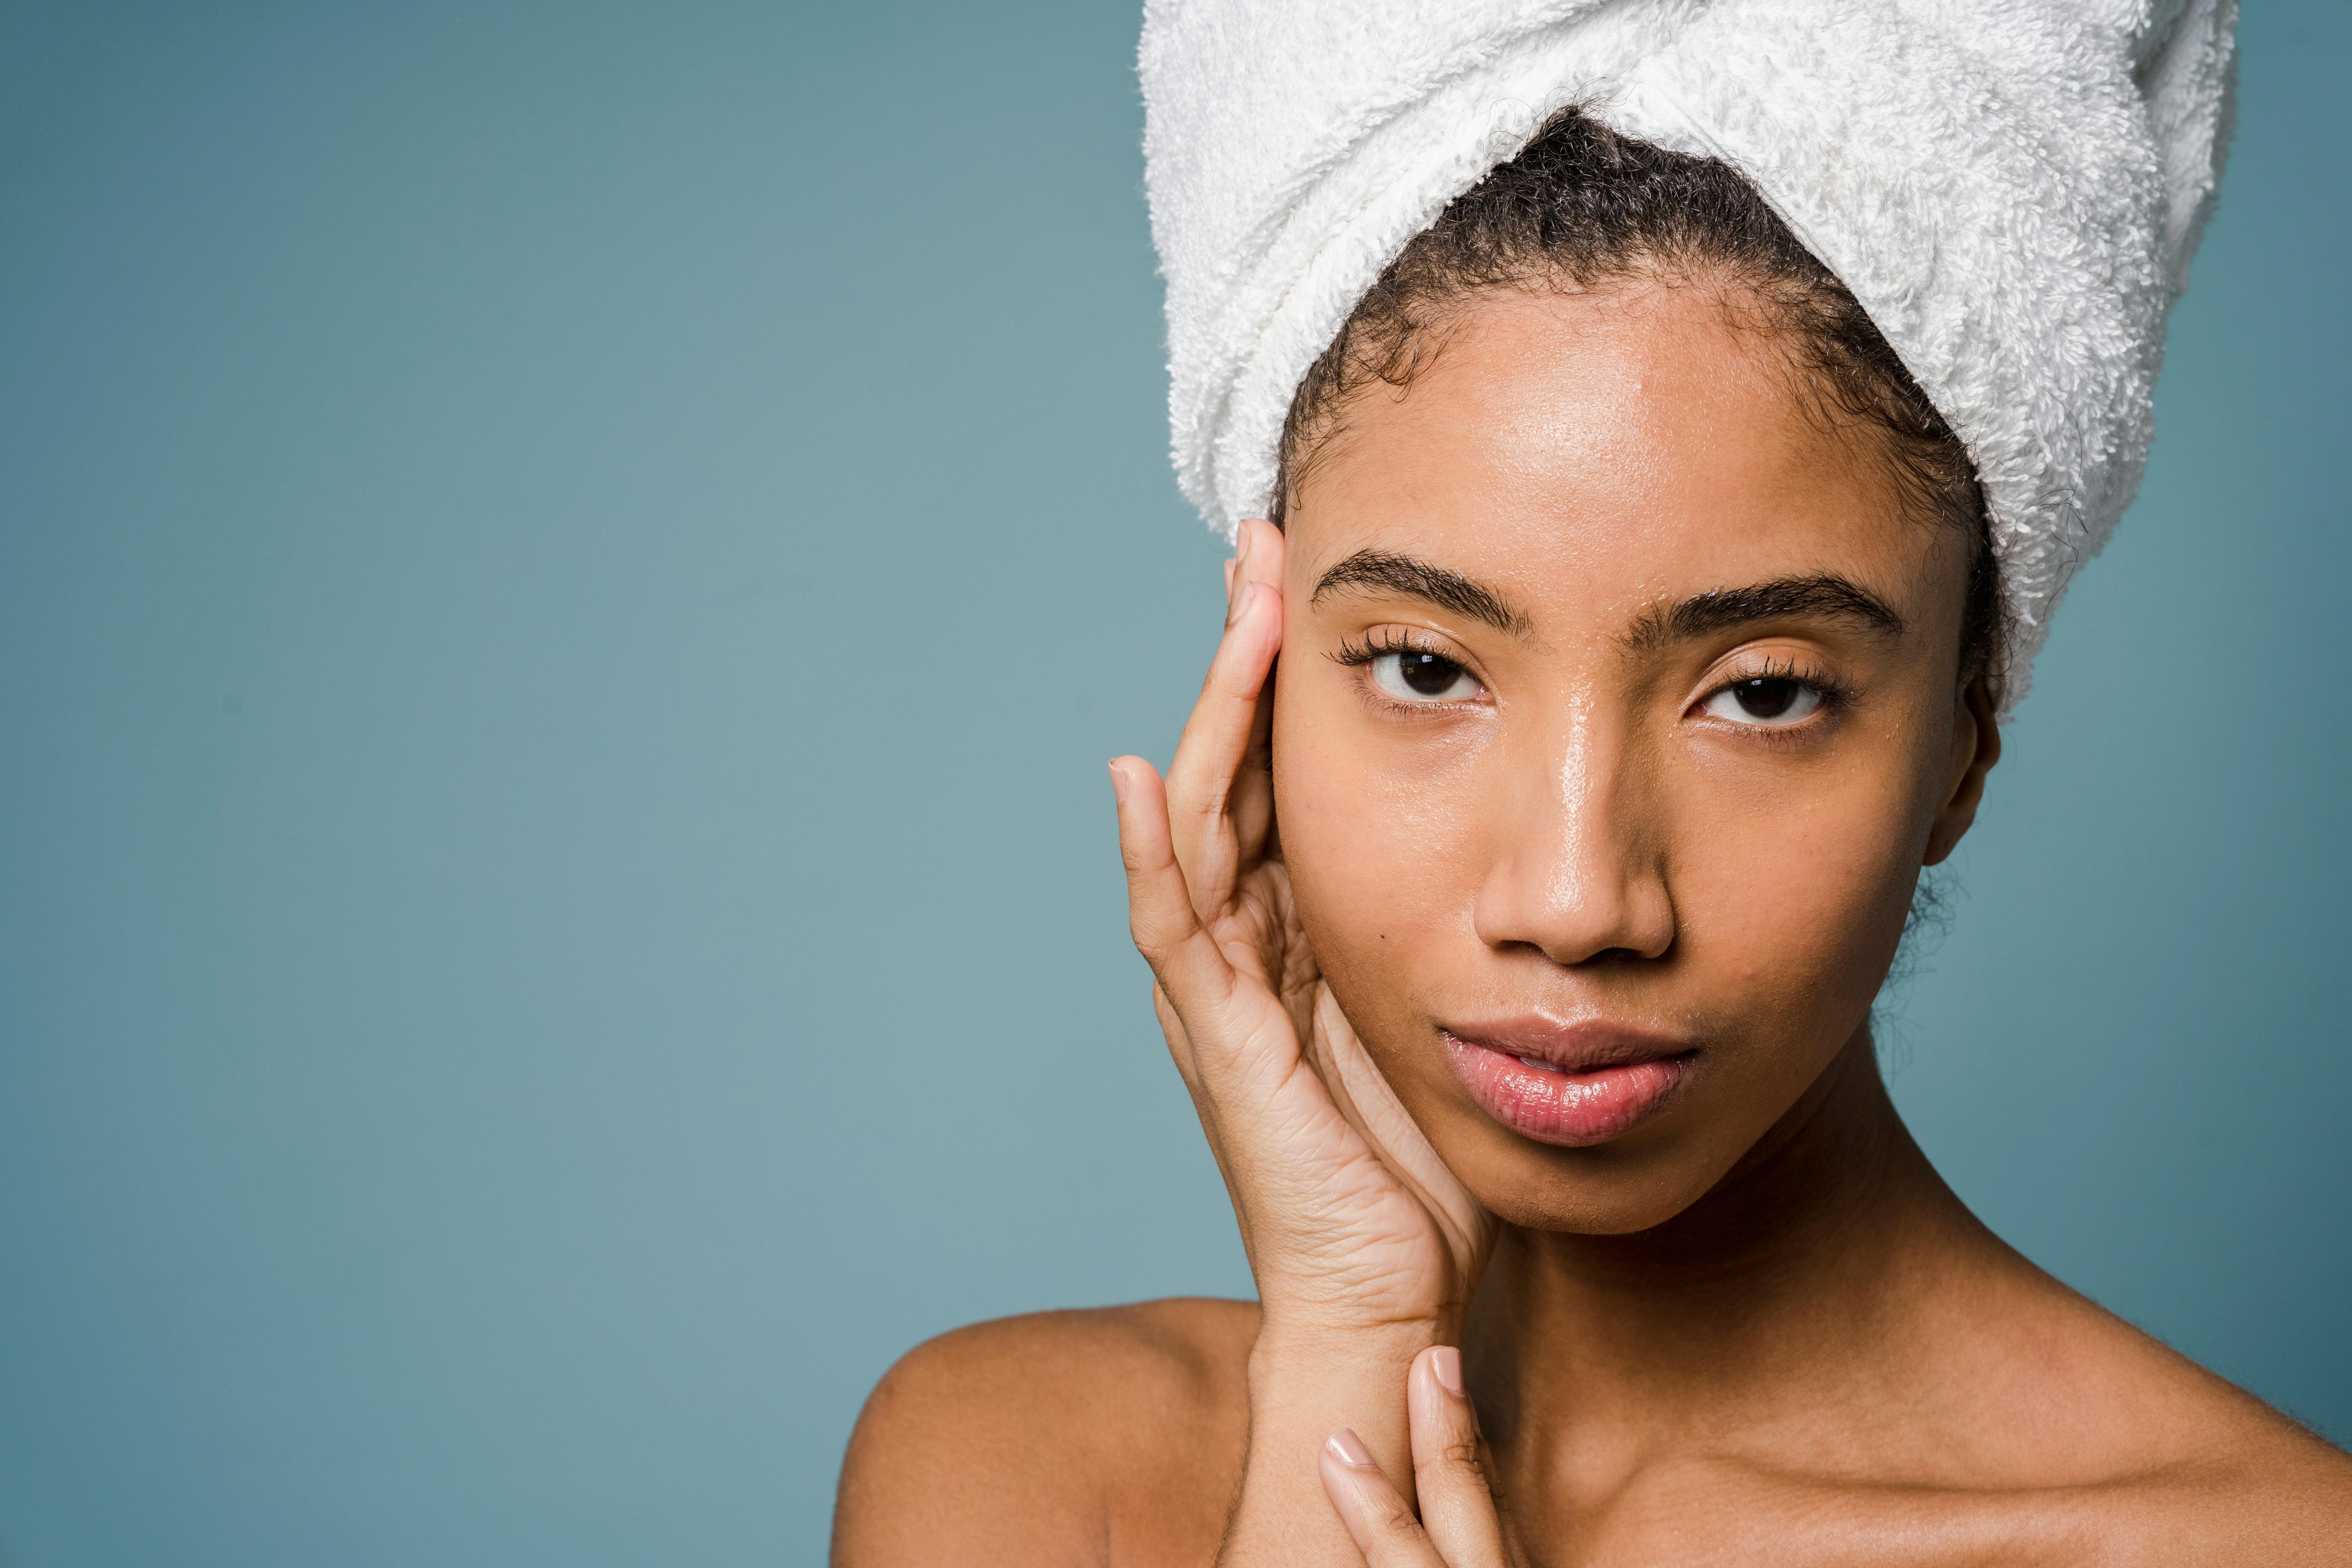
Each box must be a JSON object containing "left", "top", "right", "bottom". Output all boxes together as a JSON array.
[
  {"left": 1488, "top": 1161, "right": 1737, "bottom": 1238},
  {"left": 1420, "top": 1091, "right": 1746, "bottom": 1236}
]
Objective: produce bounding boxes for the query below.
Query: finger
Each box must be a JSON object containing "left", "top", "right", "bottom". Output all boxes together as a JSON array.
[
  {"left": 1226, "top": 521, "right": 1283, "bottom": 864},
  {"left": 1410, "top": 1348, "right": 1511, "bottom": 1566},
  {"left": 1225, "top": 516, "right": 1284, "bottom": 628},
  {"left": 1165, "top": 518, "right": 1281, "bottom": 904},
  {"left": 1164, "top": 519, "right": 1285, "bottom": 917},
  {"left": 1310, "top": 988, "right": 1495, "bottom": 1280},
  {"left": 1111, "top": 757, "right": 1237, "bottom": 1024},
  {"left": 1319, "top": 1429, "right": 1448, "bottom": 1567}
]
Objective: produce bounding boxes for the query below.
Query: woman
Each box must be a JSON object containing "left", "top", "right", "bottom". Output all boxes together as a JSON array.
[{"left": 836, "top": 5, "right": 2352, "bottom": 1562}]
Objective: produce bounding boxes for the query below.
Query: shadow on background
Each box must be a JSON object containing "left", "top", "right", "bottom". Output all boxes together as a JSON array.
[{"left": 1, "top": 2, "right": 2344, "bottom": 1563}]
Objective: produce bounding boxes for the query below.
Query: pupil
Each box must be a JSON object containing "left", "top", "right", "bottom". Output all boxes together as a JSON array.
[
  {"left": 1401, "top": 652, "right": 1460, "bottom": 696},
  {"left": 1733, "top": 677, "right": 1797, "bottom": 718}
]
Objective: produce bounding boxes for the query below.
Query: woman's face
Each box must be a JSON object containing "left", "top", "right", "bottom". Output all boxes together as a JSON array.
[{"left": 1272, "top": 278, "right": 1997, "bottom": 1234}]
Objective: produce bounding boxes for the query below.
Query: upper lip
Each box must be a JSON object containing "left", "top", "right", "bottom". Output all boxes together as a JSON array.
[{"left": 1441, "top": 1016, "right": 1693, "bottom": 1073}]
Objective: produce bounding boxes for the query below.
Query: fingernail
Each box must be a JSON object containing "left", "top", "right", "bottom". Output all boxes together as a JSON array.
[
  {"left": 1228, "top": 579, "right": 1257, "bottom": 627},
  {"left": 1324, "top": 1429, "right": 1377, "bottom": 1470},
  {"left": 1223, "top": 556, "right": 1238, "bottom": 602},
  {"left": 1431, "top": 1346, "right": 1465, "bottom": 1397},
  {"left": 1234, "top": 521, "right": 1254, "bottom": 571},
  {"left": 1107, "top": 760, "right": 1128, "bottom": 806}
]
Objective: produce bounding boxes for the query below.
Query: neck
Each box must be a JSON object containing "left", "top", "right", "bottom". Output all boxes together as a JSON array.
[{"left": 1464, "top": 1027, "right": 1995, "bottom": 1459}]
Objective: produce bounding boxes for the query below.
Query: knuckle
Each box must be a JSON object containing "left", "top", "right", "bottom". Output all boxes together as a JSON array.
[
  {"left": 1116, "top": 827, "right": 1170, "bottom": 876},
  {"left": 1365, "top": 1490, "right": 1423, "bottom": 1542},
  {"left": 1128, "top": 922, "right": 1181, "bottom": 970},
  {"left": 1176, "top": 782, "right": 1231, "bottom": 824},
  {"left": 1417, "top": 1434, "right": 1488, "bottom": 1486},
  {"left": 1126, "top": 900, "right": 1175, "bottom": 949}
]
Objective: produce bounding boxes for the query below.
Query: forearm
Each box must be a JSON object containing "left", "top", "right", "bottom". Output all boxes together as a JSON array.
[{"left": 1215, "top": 1319, "right": 1443, "bottom": 1566}]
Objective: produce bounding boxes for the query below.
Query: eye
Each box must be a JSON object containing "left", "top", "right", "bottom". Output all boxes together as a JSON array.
[
  {"left": 1370, "top": 650, "right": 1482, "bottom": 704},
  {"left": 1701, "top": 675, "right": 1826, "bottom": 727}
]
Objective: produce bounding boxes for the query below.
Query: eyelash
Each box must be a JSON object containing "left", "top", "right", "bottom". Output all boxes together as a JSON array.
[
  {"left": 1330, "top": 630, "right": 1486, "bottom": 712},
  {"left": 1329, "top": 628, "right": 1456, "bottom": 669},
  {"left": 1696, "top": 656, "right": 1857, "bottom": 733},
  {"left": 1328, "top": 637, "right": 1855, "bottom": 733}
]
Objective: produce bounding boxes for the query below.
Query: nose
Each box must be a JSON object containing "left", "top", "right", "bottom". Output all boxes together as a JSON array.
[{"left": 1472, "top": 713, "right": 1675, "bottom": 967}]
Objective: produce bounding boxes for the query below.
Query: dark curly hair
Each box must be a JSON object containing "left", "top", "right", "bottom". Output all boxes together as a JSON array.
[{"left": 1272, "top": 107, "right": 2006, "bottom": 698}]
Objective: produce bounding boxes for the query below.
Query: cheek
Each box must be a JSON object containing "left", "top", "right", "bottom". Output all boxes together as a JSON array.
[
  {"left": 1672, "top": 742, "right": 1937, "bottom": 1037},
  {"left": 1270, "top": 668, "right": 1486, "bottom": 1012}
]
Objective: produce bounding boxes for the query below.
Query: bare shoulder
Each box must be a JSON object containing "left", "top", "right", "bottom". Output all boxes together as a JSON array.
[
  {"left": 831, "top": 1297, "right": 1258, "bottom": 1568},
  {"left": 2099, "top": 1427, "right": 2352, "bottom": 1565},
  {"left": 2091, "top": 1328, "right": 2352, "bottom": 1562},
  {"left": 1950, "top": 1274, "right": 2352, "bottom": 1560}
]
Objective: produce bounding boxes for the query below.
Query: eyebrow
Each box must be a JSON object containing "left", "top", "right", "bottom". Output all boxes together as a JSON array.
[
  {"left": 1623, "top": 574, "right": 1906, "bottom": 651},
  {"left": 1310, "top": 549, "right": 1530, "bottom": 635}
]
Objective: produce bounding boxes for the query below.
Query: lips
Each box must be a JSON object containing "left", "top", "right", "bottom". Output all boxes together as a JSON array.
[{"left": 1441, "top": 1021, "right": 1693, "bottom": 1147}]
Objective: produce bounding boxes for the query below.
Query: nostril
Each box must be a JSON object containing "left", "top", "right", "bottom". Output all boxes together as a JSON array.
[{"left": 1496, "top": 940, "right": 1657, "bottom": 965}]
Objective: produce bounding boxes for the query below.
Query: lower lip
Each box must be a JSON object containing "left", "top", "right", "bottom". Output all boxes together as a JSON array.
[{"left": 1441, "top": 1034, "right": 1691, "bottom": 1147}]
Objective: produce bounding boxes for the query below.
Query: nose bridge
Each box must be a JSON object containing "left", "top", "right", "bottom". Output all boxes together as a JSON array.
[{"left": 1474, "top": 697, "right": 1674, "bottom": 965}]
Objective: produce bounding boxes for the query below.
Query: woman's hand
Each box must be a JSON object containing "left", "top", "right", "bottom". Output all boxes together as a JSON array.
[
  {"left": 1319, "top": 1347, "right": 1515, "bottom": 1568},
  {"left": 1110, "top": 518, "right": 1498, "bottom": 1564},
  {"left": 1110, "top": 517, "right": 1494, "bottom": 1347}
]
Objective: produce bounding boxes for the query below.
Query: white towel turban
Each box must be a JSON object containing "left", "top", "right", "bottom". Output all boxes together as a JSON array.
[{"left": 1140, "top": 0, "right": 2238, "bottom": 706}]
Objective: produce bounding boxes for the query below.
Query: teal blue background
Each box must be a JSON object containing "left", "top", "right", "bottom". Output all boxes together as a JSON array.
[{"left": 1, "top": 3, "right": 2344, "bottom": 1562}]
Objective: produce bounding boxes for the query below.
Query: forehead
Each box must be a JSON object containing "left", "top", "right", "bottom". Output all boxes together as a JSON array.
[{"left": 1289, "top": 281, "right": 1944, "bottom": 624}]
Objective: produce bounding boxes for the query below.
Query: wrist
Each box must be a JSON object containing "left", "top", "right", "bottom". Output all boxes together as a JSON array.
[
  {"left": 1248, "top": 1311, "right": 1449, "bottom": 1381},
  {"left": 1227, "top": 1312, "right": 1442, "bottom": 1562}
]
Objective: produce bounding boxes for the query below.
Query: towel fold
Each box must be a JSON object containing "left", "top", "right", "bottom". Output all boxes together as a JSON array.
[{"left": 1141, "top": 0, "right": 2237, "bottom": 705}]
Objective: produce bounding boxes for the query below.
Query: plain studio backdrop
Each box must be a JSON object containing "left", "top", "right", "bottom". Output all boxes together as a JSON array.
[{"left": 1, "top": 2, "right": 2345, "bottom": 1563}]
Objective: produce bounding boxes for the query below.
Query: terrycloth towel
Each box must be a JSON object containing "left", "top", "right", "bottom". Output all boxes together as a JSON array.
[{"left": 1140, "top": 0, "right": 2237, "bottom": 706}]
